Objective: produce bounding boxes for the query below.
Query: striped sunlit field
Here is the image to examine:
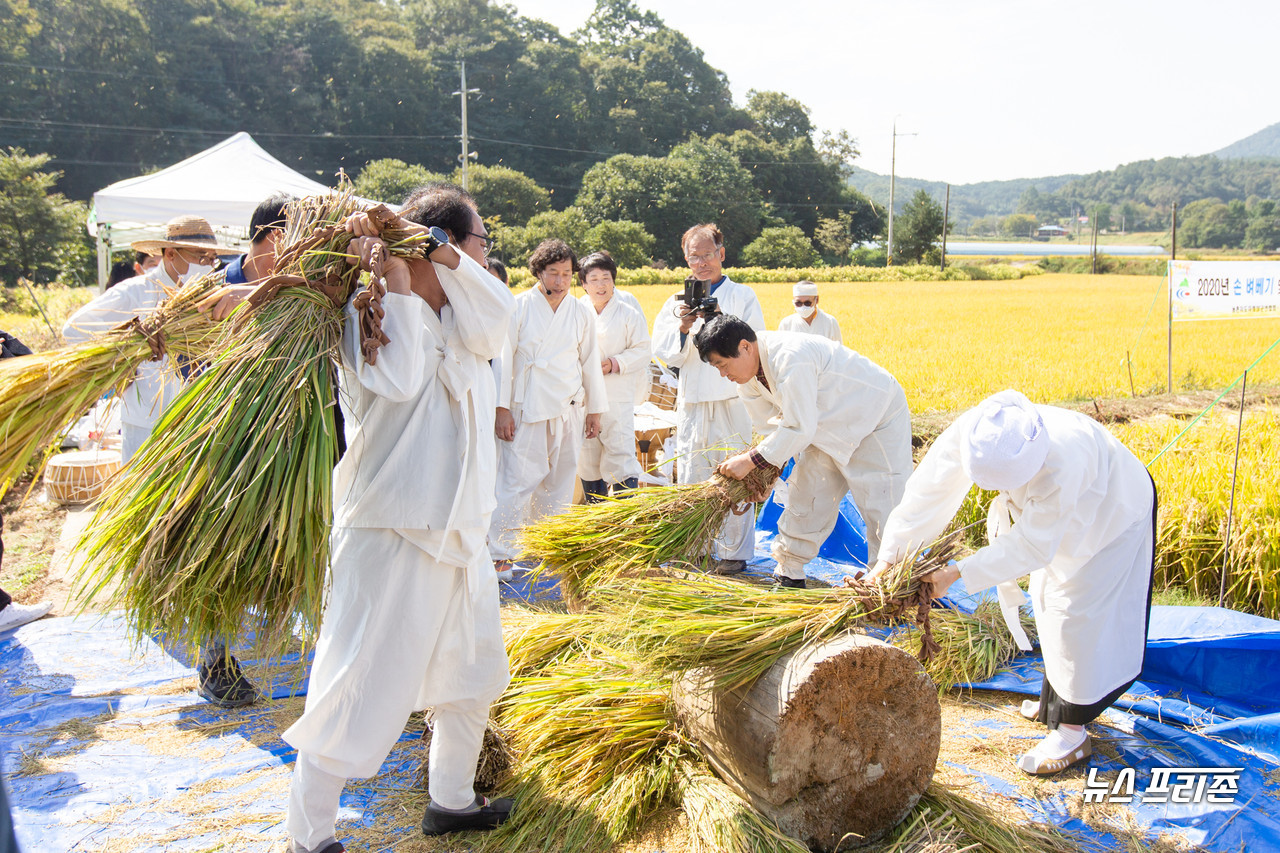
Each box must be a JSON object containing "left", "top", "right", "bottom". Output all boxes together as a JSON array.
[{"left": 619, "top": 273, "right": 1280, "bottom": 412}]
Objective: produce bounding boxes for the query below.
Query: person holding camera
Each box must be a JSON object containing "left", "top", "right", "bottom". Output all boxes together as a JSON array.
[{"left": 651, "top": 224, "right": 765, "bottom": 575}]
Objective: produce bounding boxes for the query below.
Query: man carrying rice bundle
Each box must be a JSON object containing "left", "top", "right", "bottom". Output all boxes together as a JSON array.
[
  {"left": 694, "top": 315, "right": 912, "bottom": 587},
  {"left": 871, "top": 389, "right": 1156, "bottom": 775},
  {"left": 62, "top": 214, "right": 234, "bottom": 461},
  {"left": 282, "top": 184, "right": 516, "bottom": 853}
]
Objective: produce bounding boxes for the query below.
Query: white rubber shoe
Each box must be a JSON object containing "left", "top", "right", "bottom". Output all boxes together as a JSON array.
[
  {"left": 1016, "top": 726, "right": 1090, "bottom": 775},
  {"left": 0, "top": 601, "right": 54, "bottom": 633},
  {"left": 1020, "top": 699, "right": 1040, "bottom": 720}
]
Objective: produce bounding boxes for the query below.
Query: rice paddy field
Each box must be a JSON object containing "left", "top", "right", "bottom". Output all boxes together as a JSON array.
[{"left": 621, "top": 273, "right": 1280, "bottom": 412}]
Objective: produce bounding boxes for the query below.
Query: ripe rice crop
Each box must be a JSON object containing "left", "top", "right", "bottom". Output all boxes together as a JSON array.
[
  {"left": 617, "top": 273, "right": 1280, "bottom": 412},
  {"left": 1112, "top": 409, "right": 1280, "bottom": 619}
]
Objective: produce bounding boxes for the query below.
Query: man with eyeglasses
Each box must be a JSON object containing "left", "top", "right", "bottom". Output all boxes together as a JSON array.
[
  {"left": 63, "top": 214, "right": 234, "bottom": 461},
  {"left": 651, "top": 223, "right": 765, "bottom": 575},
  {"left": 778, "top": 281, "right": 842, "bottom": 344}
]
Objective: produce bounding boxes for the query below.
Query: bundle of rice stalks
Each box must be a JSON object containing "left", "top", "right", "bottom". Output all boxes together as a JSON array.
[
  {"left": 0, "top": 272, "right": 225, "bottom": 496},
  {"left": 521, "top": 466, "right": 780, "bottom": 601},
  {"left": 676, "top": 764, "right": 809, "bottom": 853},
  {"left": 476, "top": 653, "right": 691, "bottom": 852},
  {"left": 893, "top": 600, "right": 1039, "bottom": 692},
  {"left": 74, "top": 188, "right": 433, "bottom": 655},
  {"left": 589, "top": 533, "right": 963, "bottom": 692}
]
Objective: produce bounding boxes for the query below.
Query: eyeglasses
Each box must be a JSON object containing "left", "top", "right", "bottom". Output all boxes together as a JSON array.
[
  {"left": 794, "top": 299, "right": 815, "bottom": 307},
  {"left": 467, "top": 231, "right": 495, "bottom": 257},
  {"left": 685, "top": 249, "right": 721, "bottom": 266},
  {"left": 178, "top": 248, "right": 218, "bottom": 265}
]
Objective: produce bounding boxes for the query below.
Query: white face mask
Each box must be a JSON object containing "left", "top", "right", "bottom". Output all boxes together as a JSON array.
[
  {"left": 181, "top": 262, "right": 214, "bottom": 284},
  {"left": 795, "top": 305, "right": 815, "bottom": 319}
]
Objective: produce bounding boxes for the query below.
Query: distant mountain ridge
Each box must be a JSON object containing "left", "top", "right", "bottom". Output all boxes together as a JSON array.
[
  {"left": 1215, "top": 121, "right": 1280, "bottom": 159},
  {"left": 846, "top": 167, "right": 1081, "bottom": 223},
  {"left": 850, "top": 120, "right": 1280, "bottom": 227}
]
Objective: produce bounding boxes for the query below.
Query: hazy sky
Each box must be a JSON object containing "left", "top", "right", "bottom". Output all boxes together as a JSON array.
[{"left": 508, "top": 0, "right": 1278, "bottom": 185}]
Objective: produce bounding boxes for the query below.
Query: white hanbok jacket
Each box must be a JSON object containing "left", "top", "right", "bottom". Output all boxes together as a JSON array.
[
  {"left": 741, "top": 331, "right": 904, "bottom": 468},
  {"left": 877, "top": 406, "right": 1154, "bottom": 705},
  {"left": 62, "top": 268, "right": 185, "bottom": 428},
  {"left": 778, "top": 309, "right": 842, "bottom": 344},
  {"left": 497, "top": 289, "right": 607, "bottom": 422},
  {"left": 651, "top": 277, "right": 765, "bottom": 404},
  {"left": 579, "top": 293, "right": 651, "bottom": 405},
  {"left": 333, "top": 253, "right": 514, "bottom": 543}
]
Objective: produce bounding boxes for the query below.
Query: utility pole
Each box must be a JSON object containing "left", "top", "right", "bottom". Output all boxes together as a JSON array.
[
  {"left": 940, "top": 184, "right": 950, "bottom": 271},
  {"left": 452, "top": 61, "right": 480, "bottom": 190},
  {"left": 886, "top": 120, "right": 916, "bottom": 265}
]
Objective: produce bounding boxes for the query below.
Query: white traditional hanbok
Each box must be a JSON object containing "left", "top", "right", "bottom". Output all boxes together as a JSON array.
[
  {"left": 62, "top": 268, "right": 187, "bottom": 459},
  {"left": 488, "top": 288, "right": 607, "bottom": 561},
  {"left": 877, "top": 403, "right": 1155, "bottom": 710},
  {"left": 284, "top": 253, "right": 514, "bottom": 850},
  {"left": 577, "top": 292, "right": 651, "bottom": 487},
  {"left": 741, "top": 332, "right": 911, "bottom": 575},
  {"left": 652, "top": 277, "right": 765, "bottom": 562},
  {"left": 778, "top": 308, "right": 842, "bottom": 344}
]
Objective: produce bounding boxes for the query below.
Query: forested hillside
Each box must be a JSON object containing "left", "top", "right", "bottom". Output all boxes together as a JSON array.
[{"left": 1, "top": 0, "right": 885, "bottom": 265}]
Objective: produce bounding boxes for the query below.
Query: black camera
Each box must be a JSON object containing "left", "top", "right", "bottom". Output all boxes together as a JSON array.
[{"left": 676, "top": 276, "right": 719, "bottom": 318}]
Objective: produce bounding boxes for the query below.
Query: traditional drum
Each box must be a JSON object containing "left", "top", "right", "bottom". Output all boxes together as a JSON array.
[{"left": 44, "top": 449, "right": 123, "bottom": 504}]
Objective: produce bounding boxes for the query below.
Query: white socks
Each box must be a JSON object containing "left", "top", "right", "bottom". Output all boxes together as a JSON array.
[{"left": 1017, "top": 725, "right": 1088, "bottom": 774}]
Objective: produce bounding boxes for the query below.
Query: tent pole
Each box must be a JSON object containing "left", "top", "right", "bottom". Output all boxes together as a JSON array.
[{"left": 97, "top": 223, "right": 111, "bottom": 291}]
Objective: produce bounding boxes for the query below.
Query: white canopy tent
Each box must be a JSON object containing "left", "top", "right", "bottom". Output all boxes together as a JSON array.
[{"left": 87, "top": 132, "right": 335, "bottom": 287}]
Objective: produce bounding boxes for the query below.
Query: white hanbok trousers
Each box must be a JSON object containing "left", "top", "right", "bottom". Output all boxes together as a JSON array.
[
  {"left": 489, "top": 405, "right": 586, "bottom": 561},
  {"left": 121, "top": 423, "right": 151, "bottom": 463},
  {"left": 773, "top": 402, "right": 913, "bottom": 577},
  {"left": 676, "top": 398, "right": 754, "bottom": 561},
  {"left": 578, "top": 399, "right": 641, "bottom": 485},
  {"left": 284, "top": 527, "right": 509, "bottom": 848}
]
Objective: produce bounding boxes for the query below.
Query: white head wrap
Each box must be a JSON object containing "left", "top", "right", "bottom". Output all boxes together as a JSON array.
[
  {"left": 793, "top": 281, "right": 818, "bottom": 297},
  {"left": 959, "top": 390, "right": 1049, "bottom": 491}
]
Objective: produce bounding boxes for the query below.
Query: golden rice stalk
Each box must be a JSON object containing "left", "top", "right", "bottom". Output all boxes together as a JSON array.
[
  {"left": 0, "top": 271, "right": 225, "bottom": 496},
  {"left": 677, "top": 763, "right": 809, "bottom": 853},
  {"left": 893, "top": 601, "right": 1039, "bottom": 692},
  {"left": 521, "top": 466, "right": 780, "bottom": 602},
  {"left": 589, "top": 533, "right": 963, "bottom": 692},
  {"left": 476, "top": 652, "right": 690, "bottom": 853},
  {"left": 72, "top": 185, "right": 433, "bottom": 656}
]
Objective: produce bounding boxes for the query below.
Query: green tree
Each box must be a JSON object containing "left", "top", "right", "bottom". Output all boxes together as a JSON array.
[
  {"left": 496, "top": 206, "right": 592, "bottom": 267},
  {"left": 740, "top": 226, "right": 818, "bottom": 268},
  {"left": 1244, "top": 200, "right": 1280, "bottom": 252},
  {"left": 454, "top": 164, "right": 551, "bottom": 227},
  {"left": 892, "top": 190, "right": 946, "bottom": 264},
  {"left": 745, "top": 90, "right": 813, "bottom": 143},
  {"left": 0, "top": 148, "right": 89, "bottom": 284},
  {"left": 576, "top": 142, "right": 765, "bottom": 264},
  {"left": 353, "top": 159, "right": 446, "bottom": 206},
  {"left": 813, "top": 213, "right": 855, "bottom": 263},
  {"left": 582, "top": 219, "right": 655, "bottom": 268},
  {"left": 1001, "top": 213, "right": 1038, "bottom": 239}
]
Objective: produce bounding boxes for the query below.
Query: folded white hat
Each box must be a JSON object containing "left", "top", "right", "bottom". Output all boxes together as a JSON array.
[
  {"left": 960, "top": 389, "right": 1049, "bottom": 491},
  {"left": 793, "top": 280, "right": 818, "bottom": 297}
]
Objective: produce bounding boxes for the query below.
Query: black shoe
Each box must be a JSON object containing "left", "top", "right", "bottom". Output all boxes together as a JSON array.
[
  {"left": 198, "top": 654, "right": 258, "bottom": 708},
  {"left": 283, "top": 842, "right": 344, "bottom": 853},
  {"left": 421, "top": 796, "right": 514, "bottom": 836},
  {"left": 771, "top": 574, "right": 806, "bottom": 589},
  {"left": 712, "top": 559, "right": 747, "bottom": 576}
]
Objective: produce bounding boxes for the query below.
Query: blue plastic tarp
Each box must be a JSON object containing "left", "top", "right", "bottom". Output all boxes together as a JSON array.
[{"left": 5, "top": 498, "right": 1280, "bottom": 851}]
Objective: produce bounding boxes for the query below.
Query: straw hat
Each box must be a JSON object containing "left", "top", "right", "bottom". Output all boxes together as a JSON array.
[{"left": 131, "top": 215, "right": 235, "bottom": 254}]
